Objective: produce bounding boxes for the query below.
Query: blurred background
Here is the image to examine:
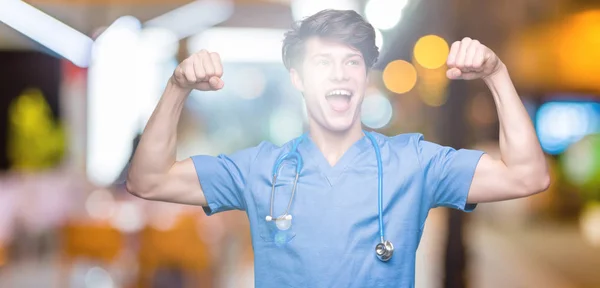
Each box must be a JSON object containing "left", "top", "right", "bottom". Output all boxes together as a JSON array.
[{"left": 1, "top": 0, "right": 600, "bottom": 287}]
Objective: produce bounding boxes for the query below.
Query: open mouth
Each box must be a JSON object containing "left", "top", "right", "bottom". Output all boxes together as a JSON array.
[{"left": 325, "top": 89, "right": 353, "bottom": 112}]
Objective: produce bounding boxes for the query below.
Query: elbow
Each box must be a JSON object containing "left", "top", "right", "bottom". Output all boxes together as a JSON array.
[
  {"left": 125, "top": 176, "right": 156, "bottom": 200},
  {"left": 520, "top": 163, "right": 551, "bottom": 197},
  {"left": 527, "top": 172, "right": 550, "bottom": 195}
]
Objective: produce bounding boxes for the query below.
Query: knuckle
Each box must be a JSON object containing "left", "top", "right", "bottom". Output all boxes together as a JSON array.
[{"left": 462, "top": 37, "right": 471, "bottom": 42}]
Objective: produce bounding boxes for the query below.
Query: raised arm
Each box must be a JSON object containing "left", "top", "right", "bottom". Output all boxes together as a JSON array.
[
  {"left": 125, "top": 50, "right": 224, "bottom": 206},
  {"left": 446, "top": 38, "right": 550, "bottom": 203}
]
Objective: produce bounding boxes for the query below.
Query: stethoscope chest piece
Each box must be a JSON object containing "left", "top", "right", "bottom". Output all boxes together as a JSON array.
[{"left": 375, "top": 240, "right": 394, "bottom": 262}]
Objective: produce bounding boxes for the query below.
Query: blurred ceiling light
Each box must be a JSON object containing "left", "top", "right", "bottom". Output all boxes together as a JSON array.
[
  {"left": 188, "top": 28, "right": 287, "bottom": 63},
  {"left": 383, "top": 59, "right": 417, "bottom": 94},
  {"left": 413, "top": 34, "right": 449, "bottom": 69},
  {"left": 0, "top": 0, "right": 93, "bottom": 67},
  {"left": 375, "top": 28, "right": 384, "bottom": 50},
  {"left": 290, "top": 0, "right": 360, "bottom": 21},
  {"left": 87, "top": 16, "right": 142, "bottom": 187},
  {"left": 95, "top": 15, "right": 141, "bottom": 43},
  {"left": 365, "top": 0, "right": 408, "bottom": 30},
  {"left": 144, "top": 0, "right": 233, "bottom": 40},
  {"left": 361, "top": 91, "right": 393, "bottom": 129},
  {"left": 138, "top": 27, "right": 179, "bottom": 62}
]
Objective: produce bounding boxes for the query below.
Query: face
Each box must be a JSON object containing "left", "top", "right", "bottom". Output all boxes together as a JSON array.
[{"left": 290, "top": 37, "right": 368, "bottom": 133}]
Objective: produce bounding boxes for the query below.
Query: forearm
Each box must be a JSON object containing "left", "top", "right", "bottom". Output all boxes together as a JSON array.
[
  {"left": 484, "top": 64, "right": 549, "bottom": 190},
  {"left": 126, "top": 78, "right": 191, "bottom": 195}
]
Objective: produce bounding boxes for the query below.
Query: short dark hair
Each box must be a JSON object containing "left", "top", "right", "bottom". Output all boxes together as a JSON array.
[{"left": 282, "top": 9, "right": 379, "bottom": 72}]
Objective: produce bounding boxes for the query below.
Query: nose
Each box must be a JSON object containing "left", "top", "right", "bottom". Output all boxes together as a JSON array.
[{"left": 329, "top": 62, "right": 348, "bottom": 82}]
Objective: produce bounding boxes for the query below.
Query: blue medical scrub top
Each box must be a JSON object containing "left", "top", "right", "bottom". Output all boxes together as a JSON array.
[{"left": 191, "top": 132, "right": 484, "bottom": 288}]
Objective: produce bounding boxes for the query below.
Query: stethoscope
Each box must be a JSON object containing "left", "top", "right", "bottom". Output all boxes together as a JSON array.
[{"left": 265, "top": 130, "right": 394, "bottom": 262}]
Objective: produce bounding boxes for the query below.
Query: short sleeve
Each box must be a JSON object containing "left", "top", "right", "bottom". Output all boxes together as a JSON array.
[
  {"left": 416, "top": 135, "right": 484, "bottom": 212},
  {"left": 190, "top": 144, "right": 262, "bottom": 216}
]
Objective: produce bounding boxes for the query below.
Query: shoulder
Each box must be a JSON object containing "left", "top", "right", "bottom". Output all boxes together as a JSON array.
[
  {"left": 238, "top": 137, "right": 300, "bottom": 161},
  {"left": 369, "top": 131, "right": 428, "bottom": 149}
]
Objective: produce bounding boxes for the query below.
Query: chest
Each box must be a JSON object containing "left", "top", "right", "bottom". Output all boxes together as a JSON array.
[{"left": 247, "top": 159, "right": 426, "bottom": 248}]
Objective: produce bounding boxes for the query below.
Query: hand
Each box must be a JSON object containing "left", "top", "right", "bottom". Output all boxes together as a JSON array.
[
  {"left": 171, "top": 49, "right": 224, "bottom": 91},
  {"left": 446, "top": 37, "right": 503, "bottom": 80}
]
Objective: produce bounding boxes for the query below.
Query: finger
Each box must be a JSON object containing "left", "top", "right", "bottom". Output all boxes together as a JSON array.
[
  {"left": 446, "top": 41, "right": 460, "bottom": 67},
  {"left": 446, "top": 67, "right": 462, "bottom": 79},
  {"left": 455, "top": 37, "right": 472, "bottom": 70},
  {"left": 473, "top": 45, "right": 486, "bottom": 70},
  {"left": 465, "top": 40, "right": 480, "bottom": 70},
  {"left": 209, "top": 76, "right": 224, "bottom": 90},
  {"left": 174, "top": 66, "right": 185, "bottom": 82},
  {"left": 192, "top": 56, "right": 205, "bottom": 83},
  {"left": 200, "top": 50, "right": 215, "bottom": 78},
  {"left": 183, "top": 62, "right": 197, "bottom": 83},
  {"left": 210, "top": 52, "right": 223, "bottom": 78},
  {"left": 483, "top": 45, "right": 494, "bottom": 65},
  {"left": 194, "top": 82, "right": 212, "bottom": 91}
]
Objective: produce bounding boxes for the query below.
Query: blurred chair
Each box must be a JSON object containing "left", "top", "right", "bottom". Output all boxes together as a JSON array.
[
  {"left": 58, "top": 220, "right": 125, "bottom": 286},
  {"left": 0, "top": 241, "right": 6, "bottom": 268},
  {"left": 136, "top": 211, "right": 213, "bottom": 288}
]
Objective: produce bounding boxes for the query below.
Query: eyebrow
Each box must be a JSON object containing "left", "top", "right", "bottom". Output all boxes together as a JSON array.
[{"left": 311, "top": 53, "right": 363, "bottom": 60}]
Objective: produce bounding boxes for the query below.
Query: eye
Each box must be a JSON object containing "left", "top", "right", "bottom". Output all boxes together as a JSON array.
[{"left": 347, "top": 60, "right": 360, "bottom": 66}]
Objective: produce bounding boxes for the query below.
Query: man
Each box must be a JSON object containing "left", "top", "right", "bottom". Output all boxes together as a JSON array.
[{"left": 126, "top": 9, "right": 549, "bottom": 287}]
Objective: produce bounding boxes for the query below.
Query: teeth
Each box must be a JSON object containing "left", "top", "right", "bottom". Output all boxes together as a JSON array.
[{"left": 327, "top": 89, "right": 352, "bottom": 97}]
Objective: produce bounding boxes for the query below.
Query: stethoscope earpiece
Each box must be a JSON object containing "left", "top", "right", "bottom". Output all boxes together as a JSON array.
[{"left": 375, "top": 240, "right": 394, "bottom": 262}]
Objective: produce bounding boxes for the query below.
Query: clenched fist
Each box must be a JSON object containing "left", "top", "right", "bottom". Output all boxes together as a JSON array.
[
  {"left": 172, "top": 49, "right": 224, "bottom": 91},
  {"left": 446, "top": 37, "right": 503, "bottom": 80}
]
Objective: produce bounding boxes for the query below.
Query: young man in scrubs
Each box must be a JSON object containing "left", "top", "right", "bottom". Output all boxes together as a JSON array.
[{"left": 126, "top": 9, "right": 550, "bottom": 287}]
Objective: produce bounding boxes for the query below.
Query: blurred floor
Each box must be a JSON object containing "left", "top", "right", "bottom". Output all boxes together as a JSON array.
[
  {"left": 467, "top": 213, "right": 600, "bottom": 288},
  {"left": 2, "top": 207, "right": 599, "bottom": 287}
]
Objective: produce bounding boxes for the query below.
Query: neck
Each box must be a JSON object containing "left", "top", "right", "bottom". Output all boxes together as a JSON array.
[{"left": 307, "top": 120, "right": 364, "bottom": 166}]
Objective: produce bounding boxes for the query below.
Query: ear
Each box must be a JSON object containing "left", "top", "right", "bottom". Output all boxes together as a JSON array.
[{"left": 290, "top": 68, "right": 304, "bottom": 92}]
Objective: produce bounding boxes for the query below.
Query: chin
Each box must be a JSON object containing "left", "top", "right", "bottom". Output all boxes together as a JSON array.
[{"left": 322, "top": 117, "right": 356, "bottom": 133}]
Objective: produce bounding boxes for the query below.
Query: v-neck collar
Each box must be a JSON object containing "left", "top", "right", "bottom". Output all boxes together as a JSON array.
[{"left": 297, "top": 132, "right": 371, "bottom": 187}]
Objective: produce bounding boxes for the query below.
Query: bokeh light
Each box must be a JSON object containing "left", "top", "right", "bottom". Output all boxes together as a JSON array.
[
  {"left": 229, "top": 67, "right": 267, "bottom": 100},
  {"left": 580, "top": 202, "right": 600, "bottom": 247},
  {"left": 383, "top": 60, "right": 417, "bottom": 94},
  {"left": 413, "top": 35, "right": 449, "bottom": 69},
  {"left": 375, "top": 28, "right": 384, "bottom": 50},
  {"left": 290, "top": 0, "right": 359, "bottom": 21},
  {"left": 361, "top": 91, "right": 393, "bottom": 129},
  {"left": 415, "top": 66, "right": 449, "bottom": 107},
  {"left": 109, "top": 202, "right": 145, "bottom": 233},
  {"left": 561, "top": 134, "right": 600, "bottom": 188},
  {"left": 536, "top": 101, "right": 600, "bottom": 155},
  {"left": 365, "top": 0, "right": 408, "bottom": 30},
  {"left": 269, "top": 108, "right": 304, "bottom": 146},
  {"left": 84, "top": 266, "right": 114, "bottom": 288},
  {"left": 85, "top": 189, "right": 116, "bottom": 220}
]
